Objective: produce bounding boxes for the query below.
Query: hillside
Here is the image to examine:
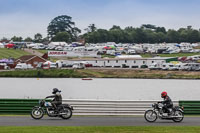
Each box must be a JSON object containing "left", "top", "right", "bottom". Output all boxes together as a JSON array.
[{"left": 0, "top": 48, "right": 30, "bottom": 59}]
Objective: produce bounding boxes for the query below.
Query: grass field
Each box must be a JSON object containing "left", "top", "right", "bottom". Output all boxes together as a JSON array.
[
  {"left": 0, "top": 48, "right": 30, "bottom": 59},
  {"left": 36, "top": 49, "right": 48, "bottom": 54},
  {"left": 0, "top": 126, "right": 200, "bottom": 133},
  {"left": 1, "top": 69, "right": 200, "bottom": 79},
  {"left": 141, "top": 53, "right": 200, "bottom": 58},
  {"left": 1, "top": 48, "right": 200, "bottom": 60}
]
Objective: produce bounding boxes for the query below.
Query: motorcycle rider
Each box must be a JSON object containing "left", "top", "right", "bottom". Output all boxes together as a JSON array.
[
  {"left": 160, "top": 91, "right": 173, "bottom": 115},
  {"left": 46, "top": 88, "right": 62, "bottom": 113}
]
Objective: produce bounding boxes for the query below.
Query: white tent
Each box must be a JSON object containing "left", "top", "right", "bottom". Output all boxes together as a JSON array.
[
  {"left": 115, "top": 55, "right": 142, "bottom": 58},
  {"left": 0, "top": 43, "right": 4, "bottom": 48},
  {"left": 48, "top": 42, "right": 68, "bottom": 47}
]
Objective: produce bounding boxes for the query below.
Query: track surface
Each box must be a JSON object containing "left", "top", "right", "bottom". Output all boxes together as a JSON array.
[{"left": 0, "top": 116, "right": 200, "bottom": 126}]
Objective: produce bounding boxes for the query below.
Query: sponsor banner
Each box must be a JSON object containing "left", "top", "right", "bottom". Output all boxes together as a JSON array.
[
  {"left": 48, "top": 51, "right": 67, "bottom": 56},
  {"left": 48, "top": 51, "right": 100, "bottom": 57}
]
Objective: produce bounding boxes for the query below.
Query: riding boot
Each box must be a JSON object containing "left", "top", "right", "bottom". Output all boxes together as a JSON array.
[{"left": 54, "top": 108, "right": 59, "bottom": 114}]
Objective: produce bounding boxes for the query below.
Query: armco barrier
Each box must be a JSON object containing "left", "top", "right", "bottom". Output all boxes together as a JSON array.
[
  {"left": 0, "top": 99, "right": 40, "bottom": 114},
  {"left": 0, "top": 99, "right": 179, "bottom": 115},
  {"left": 63, "top": 99, "right": 178, "bottom": 115},
  {"left": 179, "top": 101, "right": 200, "bottom": 115}
]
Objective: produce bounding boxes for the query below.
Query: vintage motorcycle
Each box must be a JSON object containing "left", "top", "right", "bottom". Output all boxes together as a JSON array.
[
  {"left": 31, "top": 99, "right": 73, "bottom": 120},
  {"left": 144, "top": 102, "right": 184, "bottom": 122}
]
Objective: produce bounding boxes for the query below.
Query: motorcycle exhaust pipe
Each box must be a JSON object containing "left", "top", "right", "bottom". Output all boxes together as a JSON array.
[
  {"left": 59, "top": 113, "right": 67, "bottom": 115},
  {"left": 171, "top": 116, "right": 184, "bottom": 118}
]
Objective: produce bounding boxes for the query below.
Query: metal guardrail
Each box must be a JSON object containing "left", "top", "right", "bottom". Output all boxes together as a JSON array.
[
  {"left": 0, "top": 99, "right": 179, "bottom": 115},
  {"left": 63, "top": 99, "right": 178, "bottom": 115},
  {"left": 0, "top": 99, "right": 39, "bottom": 114},
  {"left": 179, "top": 101, "right": 200, "bottom": 115}
]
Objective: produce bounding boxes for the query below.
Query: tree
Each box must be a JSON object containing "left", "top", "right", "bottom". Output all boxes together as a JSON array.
[
  {"left": 0, "top": 37, "right": 9, "bottom": 43},
  {"left": 156, "top": 32, "right": 166, "bottom": 43},
  {"left": 141, "top": 24, "right": 156, "bottom": 30},
  {"left": 47, "top": 15, "right": 81, "bottom": 41},
  {"left": 155, "top": 27, "right": 166, "bottom": 34},
  {"left": 42, "top": 37, "right": 50, "bottom": 44},
  {"left": 24, "top": 37, "right": 33, "bottom": 42},
  {"left": 34, "top": 33, "right": 43, "bottom": 43},
  {"left": 109, "top": 28, "right": 124, "bottom": 43},
  {"left": 52, "top": 32, "right": 70, "bottom": 42},
  {"left": 110, "top": 25, "right": 121, "bottom": 30},
  {"left": 82, "top": 24, "right": 200, "bottom": 43},
  {"left": 84, "top": 24, "right": 97, "bottom": 33},
  {"left": 187, "top": 30, "right": 200, "bottom": 43},
  {"left": 166, "top": 29, "right": 180, "bottom": 43},
  {"left": 11, "top": 36, "right": 23, "bottom": 42}
]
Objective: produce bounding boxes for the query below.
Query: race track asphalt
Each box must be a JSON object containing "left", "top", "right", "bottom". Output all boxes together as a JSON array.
[{"left": 0, "top": 116, "right": 200, "bottom": 126}]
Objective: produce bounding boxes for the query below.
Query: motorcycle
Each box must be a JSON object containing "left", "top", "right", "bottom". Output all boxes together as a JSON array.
[
  {"left": 31, "top": 99, "right": 73, "bottom": 120},
  {"left": 144, "top": 102, "right": 184, "bottom": 122}
]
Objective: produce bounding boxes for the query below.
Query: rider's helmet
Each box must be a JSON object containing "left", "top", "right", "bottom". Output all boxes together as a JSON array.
[
  {"left": 161, "top": 91, "right": 167, "bottom": 98},
  {"left": 52, "top": 88, "right": 60, "bottom": 94}
]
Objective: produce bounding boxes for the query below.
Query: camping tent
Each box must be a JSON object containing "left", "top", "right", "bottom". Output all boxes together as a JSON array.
[
  {"left": 0, "top": 59, "right": 14, "bottom": 64},
  {"left": 5, "top": 43, "right": 15, "bottom": 48},
  {"left": 0, "top": 43, "right": 4, "bottom": 48}
]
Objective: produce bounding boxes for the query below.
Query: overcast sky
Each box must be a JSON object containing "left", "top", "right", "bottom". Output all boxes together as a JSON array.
[{"left": 0, "top": 0, "right": 200, "bottom": 39}]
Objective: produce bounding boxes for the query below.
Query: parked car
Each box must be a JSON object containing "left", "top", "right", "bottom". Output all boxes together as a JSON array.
[
  {"left": 36, "top": 62, "right": 43, "bottom": 69},
  {"left": 161, "top": 63, "right": 169, "bottom": 70},
  {"left": 42, "top": 61, "right": 57, "bottom": 69},
  {"left": 149, "top": 63, "right": 161, "bottom": 70},
  {"left": 72, "top": 62, "right": 85, "bottom": 69},
  {"left": 15, "top": 63, "right": 33, "bottom": 70},
  {"left": 0, "top": 63, "right": 10, "bottom": 70}
]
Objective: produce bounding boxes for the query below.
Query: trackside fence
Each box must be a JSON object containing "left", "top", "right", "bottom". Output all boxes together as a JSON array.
[
  {"left": 64, "top": 99, "right": 178, "bottom": 115},
  {"left": 0, "top": 99, "right": 39, "bottom": 114},
  {"left": 179, "top": 101, "right": 200, "bottom": 115},
  {"left": 0, "top": 99, "right": 181, "bottom": 115}
]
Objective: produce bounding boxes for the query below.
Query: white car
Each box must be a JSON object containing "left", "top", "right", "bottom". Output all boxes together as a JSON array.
[
  {"left": 15, "top": 63, "right": 33, "bottom": 70},
  {"left": 72, "top": 62, "right": 85, "bottom": 69}
]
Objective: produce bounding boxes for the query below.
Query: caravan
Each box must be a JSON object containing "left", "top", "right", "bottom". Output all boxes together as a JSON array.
[
  {"left": 15, "top": 63, "right": 33, "bottom": 70},
  {"left": 42, "top": 61, "right": 57, "bottom": 69},
  {"left": 187, "top": 63, "right": 200, "bottom": 71},
  {"left": 72, "top": 62, "right": 85, "bottom": 69},
  {"left": 149, "top": 63, "right": 161, "bottom": 70}
]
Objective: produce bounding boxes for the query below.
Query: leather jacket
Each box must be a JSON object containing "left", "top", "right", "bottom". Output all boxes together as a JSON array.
[
  {"left": 46, "top": 92, "right": 62, "bottom": 103},
  {"left": 162, "top": 95, "right": 173, "bottom": 106}
]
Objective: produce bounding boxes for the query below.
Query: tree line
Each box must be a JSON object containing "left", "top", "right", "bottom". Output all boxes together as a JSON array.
[
  {"left": 82, "top": 24, "right": 200, "bottom": 44},
  {"left": 1, "top": 15, "right": 200, "bottom": 44}
]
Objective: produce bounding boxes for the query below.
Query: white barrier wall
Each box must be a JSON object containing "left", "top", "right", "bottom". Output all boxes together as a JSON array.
[{"left": 63, "top": 99, "right": 178, "bottom": 115}]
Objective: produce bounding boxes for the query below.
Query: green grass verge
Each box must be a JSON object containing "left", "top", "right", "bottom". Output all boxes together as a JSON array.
[
  {"left": 0, "top": 126, "right": 200, "bottom": 133},
  {"left": 36, "top": 50, "right": 48, "bottom": 54},
  {"left": 1, "top": 69, "right": 200, "bottom": 79},
  {"left": 141, "top": 53, "right": 200, "bottom": 58},
  {"left": 0, "top": 69, "right": 82, "bottom": 78},
  {"left": 0, "top": 48, "right": 30, "bottom": 59}
]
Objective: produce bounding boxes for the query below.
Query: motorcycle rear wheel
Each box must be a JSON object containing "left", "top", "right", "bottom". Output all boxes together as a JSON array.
[
  {"left": 31, "top": 107, "right": 44, "bottom": 119},
  {"left": 144, "top": 110, "right": 157, "bottom": 122},
  {"left": 172, "top": 110, "right": 184, "bottom": 122},
  {"left": 60, "top": 107, "right": 73, "bottom": 119}
]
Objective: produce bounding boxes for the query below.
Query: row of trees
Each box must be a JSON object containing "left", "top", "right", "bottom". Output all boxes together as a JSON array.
[
  {"left": 46, "top": 15, "right": 200, "bottom": 44},
  {"left": 1, "top": 33, "right": 47, "bottom": 43},
  {"left": 1, "top": 15, "right": 200, "bottom": 44},
  {"left": 82, "top": 24, "right": 200, "bottom": 44}
]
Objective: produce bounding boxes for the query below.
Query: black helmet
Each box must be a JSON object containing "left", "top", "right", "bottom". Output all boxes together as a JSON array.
[{"left": 52, "top": 88, "right": 60, "bottom": 94}]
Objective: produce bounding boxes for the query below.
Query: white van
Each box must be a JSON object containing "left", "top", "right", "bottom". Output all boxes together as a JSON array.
[
  {"left": 15, "top": 63, "right": 33, "bottom": 70},
  {"left": 72, "top": 62, "right": 85, "bottom": 69},
  {"left": 149, "top": 63, "right": 161, "bottom": 70}
]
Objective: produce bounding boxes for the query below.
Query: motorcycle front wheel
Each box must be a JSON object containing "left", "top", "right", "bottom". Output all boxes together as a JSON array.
[
  {"left": 31, "top": 107, "right": 44, "bottom": 119},
  {"left": 144, "top": 110, "right": 157, "bottom": 122},
  {"left": 60, "top": 107, "right": 73, "bottom": 119},
  {"left": 172, "top": 110, "right": 184, "bottom": 122}
]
